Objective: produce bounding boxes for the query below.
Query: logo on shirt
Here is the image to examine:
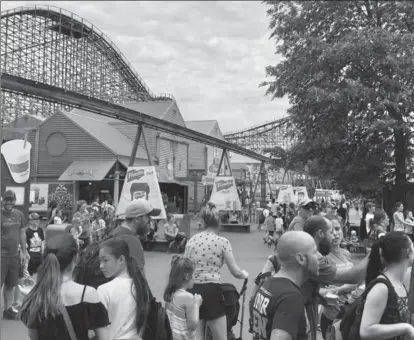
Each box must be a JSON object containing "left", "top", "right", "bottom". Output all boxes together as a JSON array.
[
  {"left": 127, "top": 169, "right": 145, "bottom": 182},
  {"left": 216, "top": 179, "right": 233, "bottom": 192},
  {"left": 252, "top": 291, "right": 269, "bottom": 338}
]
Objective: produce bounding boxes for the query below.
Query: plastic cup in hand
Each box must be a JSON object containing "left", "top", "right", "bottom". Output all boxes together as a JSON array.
[
  {"left": 1, "top": 139, "right": 32, "bottom": 184},
  {"left": 325, "top": 292, "right": 339, "bottom": 306}
]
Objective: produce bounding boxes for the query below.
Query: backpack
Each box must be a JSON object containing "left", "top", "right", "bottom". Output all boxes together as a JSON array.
[
  {"left": 249, "top": 255, "right": 280, "bottom": 333},
  {"left": 143, "top": 289, "right": 173, "bottom": 340},
  {"left": 259, "top": 212, "right": 266, "bottom": 224},
  {"left": 339, "top": 276, "right": 400, "bottom": 340}
]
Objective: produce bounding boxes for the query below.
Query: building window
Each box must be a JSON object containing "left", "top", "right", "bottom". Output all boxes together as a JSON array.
[{"left": 46, "top": 132, "right": 67, "bottom": 156}]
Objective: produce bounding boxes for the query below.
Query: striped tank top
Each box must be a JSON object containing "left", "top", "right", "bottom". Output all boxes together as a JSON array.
[{"left": 165, "top": 291, "right": 196, "bottom": 340}]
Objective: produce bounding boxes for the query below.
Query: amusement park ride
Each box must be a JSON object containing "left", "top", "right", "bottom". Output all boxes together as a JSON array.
[{"left": 0, "top": 5, "right": 320, "bottom": 223}]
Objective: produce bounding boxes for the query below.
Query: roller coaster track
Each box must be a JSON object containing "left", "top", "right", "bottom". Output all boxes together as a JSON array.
[{"left": 224, "top": 117, "right": 293, "bottom": 156}]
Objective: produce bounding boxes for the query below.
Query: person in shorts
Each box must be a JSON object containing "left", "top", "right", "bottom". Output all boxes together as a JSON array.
[
  {"left": 1, "top": 189, "right": 30, "bottom": 319},
  {"left": 25, "top": 213, "right": 45, "bottom": 276}
]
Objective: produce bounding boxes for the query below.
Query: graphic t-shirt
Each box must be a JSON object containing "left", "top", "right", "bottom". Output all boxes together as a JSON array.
[
  {"left": 1, "top": 208, "right": 24, "bottom": 257},
  {"left": 26, "top": 227, "right": 45, "bottom": 254},
  {"left": 251, "top": 277, "right": 306, "bottom": 340}
]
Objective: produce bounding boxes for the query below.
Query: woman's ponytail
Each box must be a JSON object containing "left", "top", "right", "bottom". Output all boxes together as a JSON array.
[
  {"left": 20, "top": 253, "right": 63, "bottom": 327},
  {"left": 126, "top": 256, "right": 150, "bottom": 333},
  {"left": 365, "top": 240, "right": 383, "bottom": 286}
]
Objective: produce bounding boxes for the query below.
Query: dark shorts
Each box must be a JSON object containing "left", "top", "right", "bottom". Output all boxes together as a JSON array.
[
  {"left": 1, "top": 256, "right": 20, "bottom": 287},
  {"left": 188, "top": 283, "right": 226, "bottom": 321},
  {"left": 28, "top": 252, "right": 42, "bottom": 276}
]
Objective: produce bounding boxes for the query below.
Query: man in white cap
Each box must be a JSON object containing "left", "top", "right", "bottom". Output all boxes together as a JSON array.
[
  {"left": 110, "top": 199, "right": 161, "bottom": 275},
  {"left": 288, "top": 199, "right": 317, "bottom": 231}
]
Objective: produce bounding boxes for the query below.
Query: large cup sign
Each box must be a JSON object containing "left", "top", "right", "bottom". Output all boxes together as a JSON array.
[{"left": 1, "top": 139, "right": 32, "bottom": 184}]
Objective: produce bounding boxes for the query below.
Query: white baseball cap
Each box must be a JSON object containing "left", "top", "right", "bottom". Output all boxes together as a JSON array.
[{"left": 124, "top": 199, "right": 161, "bottom": 218}]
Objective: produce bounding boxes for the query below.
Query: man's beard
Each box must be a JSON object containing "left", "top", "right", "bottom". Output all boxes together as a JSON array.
[{"left": 318, "top": 238, "right": 332, "bottom": 256}]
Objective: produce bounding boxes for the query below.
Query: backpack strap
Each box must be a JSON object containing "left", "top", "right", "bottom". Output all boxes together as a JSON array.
[{"left": 58, "top": 303, "right": 78, "bottom": 340}]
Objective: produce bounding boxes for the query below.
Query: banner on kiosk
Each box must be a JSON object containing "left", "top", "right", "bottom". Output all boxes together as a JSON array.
[
  {"left": 116, "top": 166, "right": 166, "bottom": 219},
  {"left": 209, "top": 176, "right": 242, "bottom": 211},
  {"left": 277, "top": 185, "right": 295, "bottom": 204}
]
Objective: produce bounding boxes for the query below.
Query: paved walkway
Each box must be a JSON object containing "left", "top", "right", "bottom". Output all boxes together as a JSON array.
[{"left": 1, "top": 222, "right": 323, "bottom": 339}]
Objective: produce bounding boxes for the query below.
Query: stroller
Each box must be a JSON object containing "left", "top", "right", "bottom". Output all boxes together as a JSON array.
[{"left": 205, "top": 279, "right": 248, "bottom": 340}]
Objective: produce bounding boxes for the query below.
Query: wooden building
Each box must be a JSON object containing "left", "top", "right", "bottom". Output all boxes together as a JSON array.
[
  {"left": 6, "top": 100, "right": 191, "bottom": 217},
  {"left": 185, "top": 120, "right": 227, "bottom": 212}
]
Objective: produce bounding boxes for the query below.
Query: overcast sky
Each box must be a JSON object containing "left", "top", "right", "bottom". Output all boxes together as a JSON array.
[{"left": 2, "top": 1, "right": 290, "bottom": 132}]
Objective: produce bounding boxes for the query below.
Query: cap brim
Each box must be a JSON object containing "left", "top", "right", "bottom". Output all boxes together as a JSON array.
[{"left": 148, "top": 208, "right": 162, "bottom": 217}]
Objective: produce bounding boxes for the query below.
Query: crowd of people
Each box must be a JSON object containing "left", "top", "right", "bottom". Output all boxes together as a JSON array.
[{"left": 2, "top": 185, "right": 414, "bottom": 340}]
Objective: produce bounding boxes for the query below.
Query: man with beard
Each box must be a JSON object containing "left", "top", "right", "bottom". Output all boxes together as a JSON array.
[
  {"left": 288, "top": 200, "right": 316, "bottom": 231},
  {"left": 1, "top": 190, "right": 30, "bottom": 319},
  {"left": 110, "top": 199, "right": 161, "bottom": 275},
  {"left": 251, "top": 231, "right": 319, "bottom": 340},
  {"left": 260, "top": 216, "right": 369, "bottom": 340}
]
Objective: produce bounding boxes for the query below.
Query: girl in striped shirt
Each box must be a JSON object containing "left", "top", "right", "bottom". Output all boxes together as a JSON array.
[{"left": 164, "top": 256, "right": 203, "bottom": 340}]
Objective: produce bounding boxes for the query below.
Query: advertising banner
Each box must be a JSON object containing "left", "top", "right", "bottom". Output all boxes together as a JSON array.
[
  {"left": 1, "top": 139, "right": 32, "bottom": 184},
  {"left": 209, "top": 176, "right": 242, "bottom": 211},
  {"left": 205, "top": 147, "right": 224, "bottom": 186},
  {"left": 293, "top": 186, "right": 310, "bottom": 205},
  {"left": 29, "top": 183, "right": 49, "bottom": 211},
  {"left": 116, "top": 166, "right": 167, "bottom": 219},
  {"left": 314, "top": 189, "right": 336, "bottom": 201},
  {"left": 276, "top": 184, "right": 295, "bottom": 204}
]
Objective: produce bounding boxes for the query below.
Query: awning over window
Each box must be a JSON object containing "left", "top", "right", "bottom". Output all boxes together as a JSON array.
[{"left": 58, "top": 160, "right": 116, "bottom": 181}]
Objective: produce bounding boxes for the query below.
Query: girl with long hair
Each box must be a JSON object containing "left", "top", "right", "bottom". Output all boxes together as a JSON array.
[
  {"left": 360, "top": 232, "right": 414, "bottom": 340},
  {"left": 164, "top": 256, "right": 203, "bottom": 340},
  {"left": 97, "top": 238, "right": 150, "bottom": 340},
  {"left": 368, "top": 209, "right": 389, "bottom": 246},
  {"left": 19, "top": 233, "right": 109, "bottom": 340},
  {"left": 185, "top": 204, "right": 248, "bottom": 340}
]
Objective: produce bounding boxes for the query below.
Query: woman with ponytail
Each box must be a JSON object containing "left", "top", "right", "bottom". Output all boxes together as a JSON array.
[
  {"left": 98, "top": 238, "right": 150, "bottom": 340},
  {"left": 19, "top": 233, "right": 109, "bottom": 340},
  {"left": 164, "top": 256, "right": 203, "bottom": 340},
  {"left": 360, "top": 231, "right": 414, "bottom": 340}
]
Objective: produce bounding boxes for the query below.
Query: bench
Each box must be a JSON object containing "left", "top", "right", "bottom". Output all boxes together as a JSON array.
[{"left": 221, "top": 223, "right": 251, "bottom": 233}]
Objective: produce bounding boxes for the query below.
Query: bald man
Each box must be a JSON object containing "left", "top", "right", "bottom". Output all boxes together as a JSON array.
[{"left": 251, "top": 231, "right": 319, "bottom": 340}]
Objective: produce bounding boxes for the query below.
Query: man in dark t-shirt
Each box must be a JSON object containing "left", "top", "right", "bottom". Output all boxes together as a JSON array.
[
  {"left": 251, "top": 231, "right": 319, "bottom": 340},
  {"left": 1, "top": 189, "right": 29, "bottom": 319},
  {"left": 110, "top": 199, "right": 161, "bottom": 275}
]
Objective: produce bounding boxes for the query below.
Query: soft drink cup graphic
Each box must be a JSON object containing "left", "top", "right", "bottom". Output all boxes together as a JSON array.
[{"left": 1, "top": 139, "right": 32, "bottom": 184}]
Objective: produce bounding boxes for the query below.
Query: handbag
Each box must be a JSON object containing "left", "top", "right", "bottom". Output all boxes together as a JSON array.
[{"left": 58, "top": 303, "right": 78, "bottom": 340}]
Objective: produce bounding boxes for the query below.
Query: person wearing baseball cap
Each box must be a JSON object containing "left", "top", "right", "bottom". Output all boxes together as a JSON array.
[
  {"left": 288, "top": 199, "right": 317, "bottom": 231},
  {"left": 109, "top": 199, "right": 161, "bottom": 275},
  {"left": 26, "top": 213, "right": 44, "bottom": 276},
  {"left": 1, "top": 189, "right": 30, "bottom": 319}
]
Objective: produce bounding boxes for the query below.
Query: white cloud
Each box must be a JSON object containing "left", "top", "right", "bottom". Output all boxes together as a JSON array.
[{"left": 1, "top": 0, "right": 290, "bottom": 132}]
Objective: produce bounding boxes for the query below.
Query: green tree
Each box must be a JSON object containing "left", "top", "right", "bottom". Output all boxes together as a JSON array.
[{"left": 262, "top": 0, "right": 414, "bottom": 201}]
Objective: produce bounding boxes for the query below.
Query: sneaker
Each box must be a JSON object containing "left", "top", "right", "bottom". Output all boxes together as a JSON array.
[{"left": 3, "top": 307, "right": 19, "bottom": 320}]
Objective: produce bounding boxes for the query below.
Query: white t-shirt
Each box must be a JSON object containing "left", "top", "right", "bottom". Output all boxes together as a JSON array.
[
  {"left": 97, "top": 277, "right": 141, "bottom": 340},
  {"left": 365, "top": 212, "right": 374, "bottom": 233}
]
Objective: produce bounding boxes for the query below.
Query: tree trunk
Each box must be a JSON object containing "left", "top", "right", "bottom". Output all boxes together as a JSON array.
[{"left": 393, "top": 127, "right": 408, "bottom": 204}]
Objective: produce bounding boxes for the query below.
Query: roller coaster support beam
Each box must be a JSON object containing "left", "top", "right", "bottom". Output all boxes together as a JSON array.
[
  {"left": 216, "top": 148, "right": 232, "bottom": 177},
  {"left": 252, "top": 161, "right": 268, "bottom": 209},
  {"left": 1, "top": 73, "right": 269, "bottom": 162}
]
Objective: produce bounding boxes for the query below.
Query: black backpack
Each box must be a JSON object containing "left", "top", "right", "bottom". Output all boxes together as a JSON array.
[
  {"left": 144, "top": 289, "right": 173, "bottom": 340},
  {"left": 339, "top": 276, "right": 400, "bottom": 340},
  {"left": 221, "top": 283, "right": 242, "bottom": 332}
]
